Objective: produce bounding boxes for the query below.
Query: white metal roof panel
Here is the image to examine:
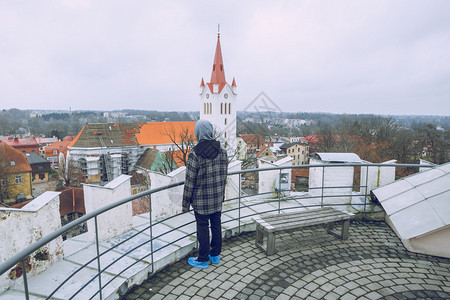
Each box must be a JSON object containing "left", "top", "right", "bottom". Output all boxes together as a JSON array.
[
  {"left": 382, "top": 188, "right": 425, "bottom": 215},
  {"left": 428, "top": 190, "right": 450, "bottom": 225},
  {"left": 390, "top": 200, "right": 445, "bottom": 240},
  {"left": 404, "top": 168, "right": 446, "bottom": 186},
  {"left": 313, "top": 152, "right": 362, "bottom": 163},
  {"left": 373, "top": 162, "right": 450, "bottom": 240},
  {"left": 414, "top": 175, "right": 450, "bottom": 199},
  {"left": 372, "top": 180, "right": 413, "bottom": 202}
]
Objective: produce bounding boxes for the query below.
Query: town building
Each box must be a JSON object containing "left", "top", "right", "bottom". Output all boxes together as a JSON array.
[
  {"left": 1, "top": 137, "right": 39, "bottom": 154},
  {"left": 199, "top": 31, "right": 237, "bottom": 157},
  {"left": 280, "top": 141, "right": 310, "bottom": 165},
  {"left": 45, "top": 141, "right": 71, "bottom": 169},
  {"left": 35, "top": 136, "right": 58, "bottom": 157},
  {"left": 25, "top": 152, "right": 52, "bottom": 183},
  {"left": 67, "top": 122, "right": 194, "bottom": 184},
  {"left": 0, "top": 141, "right": 33, "bottom": 205}
]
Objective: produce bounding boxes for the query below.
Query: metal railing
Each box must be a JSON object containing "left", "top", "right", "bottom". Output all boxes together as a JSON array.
[{"left": 0, "top": 163, "right": 432, "bottom": 299}]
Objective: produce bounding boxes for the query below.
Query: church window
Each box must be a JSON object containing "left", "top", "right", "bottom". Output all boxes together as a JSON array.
[
  {"left": 229, "top": 103, "right": 231, "bottom": 114},
  {"left": 220, "top": 65, "right": 223, "bottom": 71},
  {"left": 224, "top": 103, "right": 227, "bottom": 114},
  {"left": 204, "top": 103, "right": 206, "bottom": 114},
  {"left": 224, "top": 132, "right": 227, "bottom": 138},
  {"left": 225, "top": 118, "right": 227, "bottom": 125},
  {"left": 210, "top": 103, "right": 212, "bottom": 114},
  {"left": 221, "top": 103, "right": 223, "bottom": 114}
]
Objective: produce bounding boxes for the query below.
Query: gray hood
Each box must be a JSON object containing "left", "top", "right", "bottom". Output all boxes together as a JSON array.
[{"left": 195, "top": 119, "right": 214, "bottom": 141}]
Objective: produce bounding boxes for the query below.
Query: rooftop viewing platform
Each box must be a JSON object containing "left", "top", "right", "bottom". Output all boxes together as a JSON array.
[{"left": 1, "top": 162, "right": 449, "bottom": 300}]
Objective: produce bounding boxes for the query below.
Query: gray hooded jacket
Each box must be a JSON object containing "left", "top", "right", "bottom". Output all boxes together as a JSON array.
[{"left": 182, "top": 120, "right": 228, "bottom": 215}]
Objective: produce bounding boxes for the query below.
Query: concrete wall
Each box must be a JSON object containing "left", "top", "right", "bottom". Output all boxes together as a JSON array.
[
  {"left": 83, "top": 175, "right": 133, "bottom": 242},
  {"left": 149, "top": 167, "right": 186, "bottom": 220},
  {"left": 309, "top": 158, "right": 354, "bottom": 204},
  {"left": 258, "top": 157, "right": 293, "bottom": 198},
  {"left": 226, "top": 160, "right": 242, "bottom": 201},
  {"left": 0, "top": 192, "right": 63, "bottom": 292},
  {"left": 360, "top": 160, "right": 396, "bottom": 195}
]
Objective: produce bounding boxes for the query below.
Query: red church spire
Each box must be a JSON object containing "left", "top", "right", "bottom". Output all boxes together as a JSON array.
[{"left": 210, "top": 32, "right": 226, "bottom": 85}]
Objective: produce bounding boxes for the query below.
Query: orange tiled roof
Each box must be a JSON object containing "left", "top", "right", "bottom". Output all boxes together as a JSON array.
[
  {"left": 240, "top": 134, "right": 266, "bottom": 146},
  {"left": 69, "top": 122, "right": 196, "bottom": 148},
  {"left": 1, "top": 137, "right": 39, "bottom": 147},
  {"left": 136, "top": 122, "right": 195, "bottom": 145},
  {"left": 0, "top": 141, "right": 32, "bottom": 173},
  {"left": 46, "top": 141, "right": 71, "bottom": 157}
]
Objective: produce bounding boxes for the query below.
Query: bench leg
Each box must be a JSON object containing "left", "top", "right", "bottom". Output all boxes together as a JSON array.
[
  {"left": 341, "top": 219, "right": 350, "bottom": 240},
  {"left": 326, "top": 222, "right": 334, "bottom": 233},
  {"left": 255, "top": 224, "right": 264, "bottom": 248},
  {"left": 266, "top": 232, "right": 276, "bottom": 256}
]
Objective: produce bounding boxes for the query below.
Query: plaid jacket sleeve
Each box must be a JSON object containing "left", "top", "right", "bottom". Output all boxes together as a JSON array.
[{"left": 182, "top": 152, "right": 198, "bottom": 211}]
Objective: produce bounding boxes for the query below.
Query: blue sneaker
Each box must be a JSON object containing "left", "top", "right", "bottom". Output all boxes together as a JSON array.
[
  {"left": 209, "top": 255, "right": 220, "bottom": 264},
  {"left": 188, "top": 257, "right": 209, "bottom": 269}
]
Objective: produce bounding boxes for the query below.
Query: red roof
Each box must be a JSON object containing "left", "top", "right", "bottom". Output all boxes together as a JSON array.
[
  {"left": 240, "top": 134, "right": 266, "bottom": 146},
  {"left": 210, "top": 34, "right": 226, "bottom": 86},
  {"left": 2, "top": 137, "right": 39, "bottom": 148},
  {"left": 200, "top": 78, "right": 205, "bottom": 87},
  {"left": 0, "top": 141, "right": 32, "bottom": 173},
  {"left": 232, "top": 77, "right": 237, "bottom": 87}
]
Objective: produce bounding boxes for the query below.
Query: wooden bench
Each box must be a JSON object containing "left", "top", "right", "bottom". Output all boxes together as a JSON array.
[{"left": 253, "top": 207, "right": 355, "bottom": 255}]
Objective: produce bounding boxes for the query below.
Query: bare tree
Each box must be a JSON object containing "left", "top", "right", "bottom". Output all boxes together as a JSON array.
[
  {"left": 162, "top": 124, "right": 196, "bottom": 166},
  {"left": 58, "top": 154, "right": 85, "bottom": 187}
]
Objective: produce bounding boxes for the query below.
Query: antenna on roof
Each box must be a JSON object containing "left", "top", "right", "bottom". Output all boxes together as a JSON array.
[{"left": 217, "top": 23, "right": 220, "bottom": 37}]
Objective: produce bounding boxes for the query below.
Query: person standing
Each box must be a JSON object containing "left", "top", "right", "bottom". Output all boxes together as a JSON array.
[{"left": 182, "top": 120, "right": 228, "bottom": 269}]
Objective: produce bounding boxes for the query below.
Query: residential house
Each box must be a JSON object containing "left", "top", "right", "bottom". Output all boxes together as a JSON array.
[
  {"left": 256, "top": 146, "right": 277, "bottom": 163},
  {"left": 280, "top": 141, "right": 309, "bottom": 165},
  {"left": 26, "top": 152, "right": 52, "bottom": 183},
  {"left": 1, "top": 137, "right": 39, "bottom": 154},
  {"left": 235, "top": 136, "right": 248, "bottom": 160},
  {"left": 239, "top": 134, "right": 268, "bottom": 156},
  {"left": 0, "top": 141, "right": 33, "bottom": 206},
  {"left": 35, "top": 136, "right": 58, "bottom": 157},
  {"left": 45, "top": 141, "right": 71, "bottom": 169},
  {"left": 68, "top": 121, "right": 195, "bottom": 184}
]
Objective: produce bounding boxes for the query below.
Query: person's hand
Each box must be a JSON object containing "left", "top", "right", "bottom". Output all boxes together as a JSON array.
[{"left": 182, "top": 206, "right": 189, "bottom": 213}]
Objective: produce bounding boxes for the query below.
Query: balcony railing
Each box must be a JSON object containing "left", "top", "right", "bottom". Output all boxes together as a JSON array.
[{"left": 0, "top": 163, "right": 432, "bottom": 300}]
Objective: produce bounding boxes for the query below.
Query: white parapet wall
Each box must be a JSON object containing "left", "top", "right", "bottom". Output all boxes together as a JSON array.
[
  {"left": 309, "top": 157, "right": 354, "bottom": 204},
  {"left": 226, "top": 160, "right": 242, "bottom": 201},
  {"left": 360, "top": 159, "right": 397, "bottom": 195},
  {"left": 258, "top": 157, "right": 293, "bottom": 198},
  {"left": 149, "top": 167, "right": 186, "bottom": 220},
  {"left": 83, "top": 175, "right": 133, "bottom": 242},
  {"left": 0, "top": 192, "right": 63, "bottom": 292}
]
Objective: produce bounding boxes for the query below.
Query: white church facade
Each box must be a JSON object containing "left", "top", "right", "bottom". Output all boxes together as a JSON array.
[{"left": 199, "top": 31, "right": 237, "bottom": 158}]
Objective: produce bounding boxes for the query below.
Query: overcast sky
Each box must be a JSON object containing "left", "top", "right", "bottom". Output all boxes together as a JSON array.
[{"left": 1, "top": 1, "right": 449, "bottom": 116}]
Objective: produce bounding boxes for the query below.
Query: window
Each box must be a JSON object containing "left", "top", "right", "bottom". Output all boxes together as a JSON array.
[
  {"left": 204, "top": 103, "right": 206, "bottom": 114},
  {"left": 1, "top": 179, "right": 7, "bottom": 186},
  {"left": 229, "top": 103, "right": 231, "bottom": 114},
  {"left": 224, "top": 118, "right": 227, "bottom": 125},
  {"left": 39, "top": 173, "right": 45, "bottom": 180},
  {"left": 224, "top": 103, "right": 227, "bottom": 114},
  {"left": 221, "top": 103, "right": 223, "bottom": 114},
  {"left": 10, "top": 161, "right": 15, "bottom": 166},
  {"left": 15, "top": 175, "right": 22, "bottom": 184},
  {"left": 224, "top": 132, "right": 227, "bottom": 138}
]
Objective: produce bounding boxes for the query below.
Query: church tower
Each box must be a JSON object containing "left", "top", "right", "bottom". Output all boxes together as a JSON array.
[{"left": 199, "top": 30, "right": 237, "bottom": 158}]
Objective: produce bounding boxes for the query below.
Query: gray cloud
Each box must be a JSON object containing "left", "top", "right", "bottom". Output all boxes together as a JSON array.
[{"left": 0, "top": 0, "right": 449, "bottom": 116}]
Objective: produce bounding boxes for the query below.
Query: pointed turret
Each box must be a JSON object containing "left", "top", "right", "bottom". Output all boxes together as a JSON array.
[
  {"left": 200, "top": 78, "right": 205, "bottom": 87},
  {"left": 231, "top": 77, "right": 237, "bottom": 94},
  {"left": 210, "top": 33, "right": 226, "bottom": 85}
]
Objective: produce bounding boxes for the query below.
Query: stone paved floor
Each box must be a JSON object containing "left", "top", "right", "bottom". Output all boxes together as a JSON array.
[{"left": 124, "top": 221, "right": 450, "bottom": 299}]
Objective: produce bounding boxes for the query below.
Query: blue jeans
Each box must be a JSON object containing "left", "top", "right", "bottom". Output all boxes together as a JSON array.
[{"left": 194, "top": 211, "right": 222, "bottom": 262}]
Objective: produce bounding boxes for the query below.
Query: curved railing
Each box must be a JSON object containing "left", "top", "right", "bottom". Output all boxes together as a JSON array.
[{"left": 0, "top": 163, "right": 431, "bottom": 299}]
